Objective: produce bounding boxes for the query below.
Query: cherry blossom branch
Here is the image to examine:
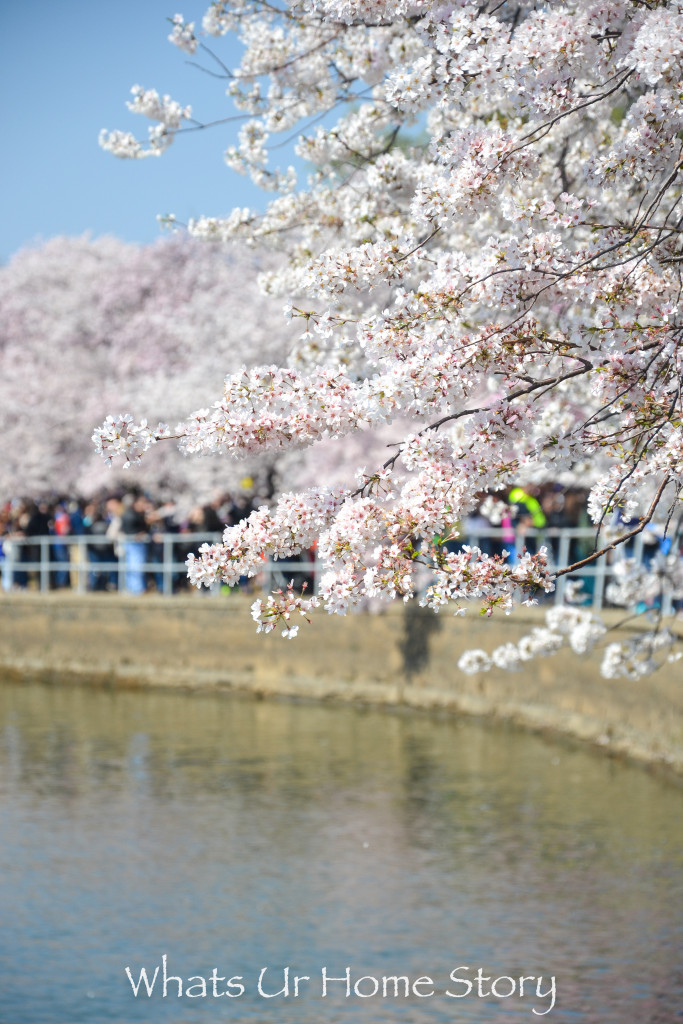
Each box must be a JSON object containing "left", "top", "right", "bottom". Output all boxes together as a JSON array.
[{"left": 555, "top": 474, "right": 672, "bottom": 579}]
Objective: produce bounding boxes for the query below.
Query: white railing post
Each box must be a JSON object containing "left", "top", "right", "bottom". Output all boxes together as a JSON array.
[
  {"left": 163, "top": 536, "right": 174, "bottom": 596},
  {"left": 77, "top": 536, "right": 87, "bottom": 594},
  {"left": 40, "top": 537, "right": 50, "bottom": 593},
  {"left": 554, "top": 531, "right": 571, "bottom": 604},
  {"left": 117, "top": 543, "right": 126, "bottom": 594},
  {"left": 592, "top": 547, "right": 607, "bottom": 611}
]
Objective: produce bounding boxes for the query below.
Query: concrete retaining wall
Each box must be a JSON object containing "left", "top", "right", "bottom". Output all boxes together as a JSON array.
[{"left": 0, "top": 592, "right": 681, "bottom": 775}]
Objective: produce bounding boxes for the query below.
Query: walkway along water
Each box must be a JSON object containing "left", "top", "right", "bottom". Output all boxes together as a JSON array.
[{"left": 0, "top": 592, "right": 681, "bottom": 776}]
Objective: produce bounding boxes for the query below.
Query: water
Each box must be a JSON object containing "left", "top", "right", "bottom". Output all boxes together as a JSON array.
[{"left": 0, "top": 681, "right": 681, "bottom": 1024}]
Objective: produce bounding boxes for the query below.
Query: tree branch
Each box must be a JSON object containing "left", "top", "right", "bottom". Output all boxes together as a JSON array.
[{"left": 554, "top": 475, "right": 672, "bottom": 579}]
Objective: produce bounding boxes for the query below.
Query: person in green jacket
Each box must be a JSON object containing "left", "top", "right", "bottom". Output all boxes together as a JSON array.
[{"left": 508, "top": 487, "right": 547, "bottom": 556}]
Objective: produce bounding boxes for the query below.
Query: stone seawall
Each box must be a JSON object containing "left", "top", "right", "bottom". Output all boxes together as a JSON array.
[{"left": 0, "top": 592, "right": 681, "bottom": 775}]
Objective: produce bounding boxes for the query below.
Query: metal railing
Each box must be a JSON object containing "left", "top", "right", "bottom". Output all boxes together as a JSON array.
[
  {"left": 0, "top": 532, "right": 316, "bottom": 600},
  {"left": 0, "top": 527, "right": 676, "bottom": 614}
]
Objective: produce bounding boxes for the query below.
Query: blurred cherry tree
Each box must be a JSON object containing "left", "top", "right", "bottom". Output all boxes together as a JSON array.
[{"left": 0, "top": 234, "right": 292, "bottom": 499}]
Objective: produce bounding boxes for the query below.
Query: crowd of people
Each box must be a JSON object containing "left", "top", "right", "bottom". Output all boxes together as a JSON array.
[
  {"left": 0, "top": 488, "right": 259, "bottom": 594},
  {"left": 0, "top": 483, "right": 677, "bottom": 597}
]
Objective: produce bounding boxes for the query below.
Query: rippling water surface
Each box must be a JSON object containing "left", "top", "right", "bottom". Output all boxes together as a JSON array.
[{"left": 0, "top": 681, "right": 681, "bottom": 1024}]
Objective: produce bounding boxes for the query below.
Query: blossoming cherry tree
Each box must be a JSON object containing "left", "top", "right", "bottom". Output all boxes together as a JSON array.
[{"left": 96, "top": 0, "right": 683, "bottom": 675}]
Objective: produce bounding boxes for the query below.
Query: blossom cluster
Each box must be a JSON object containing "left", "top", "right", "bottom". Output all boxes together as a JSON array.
[
  {"left": 458, "top": 587, "right": 682, "bottom": 680},
  {"left": 168, "top": 14, "right": 198, "bottom": 54},
  {"left": 100, "top": 86, "right": 192, "bottom": 159},
  {"left": 251, "top": 583, "right": 319, "bottom": 638}
]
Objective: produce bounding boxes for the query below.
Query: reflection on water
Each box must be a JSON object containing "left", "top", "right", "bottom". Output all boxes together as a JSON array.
[{"left": 0, "top": 681, "right": 681, "bottom": 1024}]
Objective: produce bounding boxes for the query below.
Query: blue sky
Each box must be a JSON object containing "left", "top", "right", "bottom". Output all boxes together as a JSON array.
[{"left": 1, "top": 0, "right": 266, "bottom": 262}]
